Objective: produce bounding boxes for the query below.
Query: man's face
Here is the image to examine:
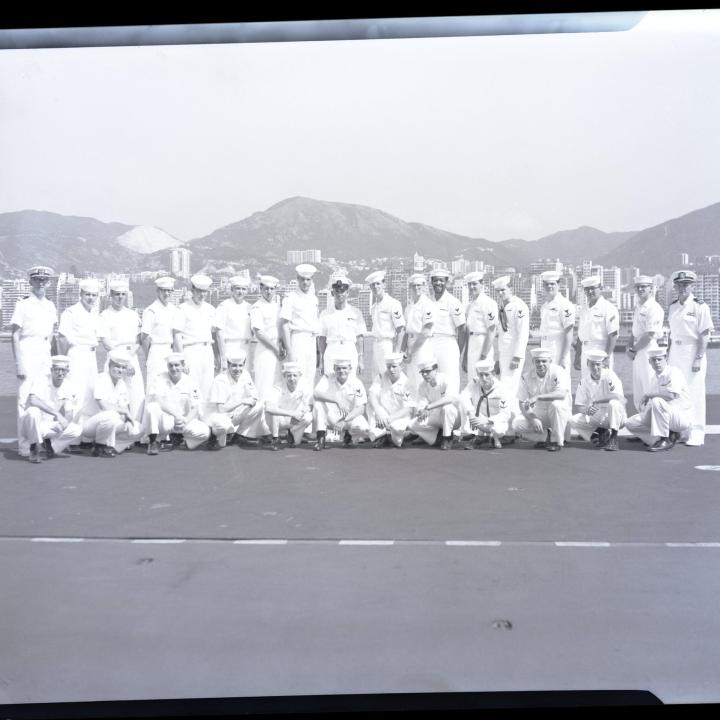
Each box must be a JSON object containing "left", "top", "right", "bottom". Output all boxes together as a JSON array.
[
  {"left": 284, "top": 371, "right": 300, "bottom": 392},
  {"left": 496, "top": 287, "right": 510, "bottom": 304},
  {"left": 30, "top": 276, "right": 49, "bottom": 296},
  {"left": 108, "top": 360, "right": 126, "bottom": 381},
  {"left": 420, "top": 366, "right": 438, "bottom": 386},
  {"left": 543, "top": 280, "right": 558, "bottom": 299},
  {"left": 110, "top": 290, "right": 127, "bottom": 310},
  {"left": 332, "top": 285, "right": 349, "bottom": 307},
  {"left": 167, "top": 360, "right": 184, "bottom": 382},
  {"left": 584, "top": 284, "right": 602, "bottom": 304},
  {"left": 260, "top": 283, "right": 275, "bottom": 302},
  {"left": 409, "top": 281, "right": 425, "bottom": 299},
  {"left": 431, "top": 277, "right": 446, "bottom": 297},
  {"left": 231, "top": 285, "right": 248, "bottom": 301},
  {"left": 386, "top": 361, "right": 402, "bottom": 382},
  {"left": 467, "top": 280, "right": 481, "bottom": 299},
  {"left": 297, "top": 276, "right": 313, "bottom": 293},
  {"left": 533, "top": 358, "right": 549, "bottom": 377},
  {"left": 227, "top": 359, "right": 245, "bottom": 380},
  {"left": 334, "top": 363, "right": 351, "bottom": 383},
  {"left": 370, "top": 281, "right": 385, "bottom": 299},
  {"left": 649, "top": 355, "right": 666, "bottom": 375},
  {"left": 80, "top": 289, "right": 98, "bottom": 310},
  {"left": 674, "top": 281, "right": 694, "bottom": 300},
  {"left": 589, "top": 359, "right": 603, "bottom": 380},
  {"left": 50, "top": 364, "right": 69, "bottom": 387},
  {"left": 191, "top": 287, "right": 208, "bottom": 303},
  {"left": 635, "top": 283, "right": 653, "bottom": 302},
  {"left": 156, "top": 287, "right": 173, "bottom": 304},
  {"left": 477, "top": 370, "right": 494, "bottom": 390}
]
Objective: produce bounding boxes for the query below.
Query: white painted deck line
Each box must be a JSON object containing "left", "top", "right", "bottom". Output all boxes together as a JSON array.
[
  {"left": 665, "top": 542, "right": 720, "bottom": 547},
  {"left": 31, "top": 537, "right": 85, "bottom": 543}
]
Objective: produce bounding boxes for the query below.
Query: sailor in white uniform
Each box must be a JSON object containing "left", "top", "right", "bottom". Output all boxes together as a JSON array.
[
  {"left": 140, "top": 276, "right": 180, "bottom": 392},
  {"left": 626, "top": 275, "right": 664, "bottom": 414},
  {"left": 402, "top": 273, "right": 435, "bottom": 393},
  {"left": 215, "top": 274, "right": 254, "bottom": 378},
  {"left": 461, "top": 271, "right": 497, "bottom": 373},
  {"left": 366, "top": 270, "right": 405, "bottom": 379},
  {"left": 249, "top": 274, "right": 284, "bottom": 402},
  {"left": 569, "top": 350, "right": 627, "bottom": 452},
  {"left": 625, "top": 347, "right": 693, "bottom": 452},
  {"left": 539, "top": 270, "right": 575, "bottom": 374},
  {"left": 667, "top": 269, "right": 714, "bottom": 446},
  {"left": 264, "top": 361, "right": 314, "bottom": 450},
  {"left": 428, "top": 269, "right": 465, "bottom": 395},
  {"left": 279, "top": 264, "right": 320, "bottom": 388},
  {"left": 574, "top": 276, "right": 619, "bottom": 381}
]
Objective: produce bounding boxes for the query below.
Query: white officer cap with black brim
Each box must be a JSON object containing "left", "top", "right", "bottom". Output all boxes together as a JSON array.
[
  {"left": 28, "top": 265, "right": 54, "bottom": 279},
  {"left": 671, "top": 270, "right": 697, "bottom": 284}
]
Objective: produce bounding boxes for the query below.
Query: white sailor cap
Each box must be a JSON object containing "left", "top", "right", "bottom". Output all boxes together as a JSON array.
[
  {"left": 165, "top": 352, "right": 185, "bottom": 364},
  {"left": 229, "top": 275, "right": 251, "bottom": 288},
  {"left": 79, "top": 278, "right": 100, "bottom": 293},
  {"left": 418, "top": 359, "right": 439, "bottom": 372},
  {"left": 365, "top": 270, "right": 386, "bottom": 284},
  {"left": 474, "top": 359, "right": 494, "bottom": 373},
  {"left": 633, "top": 275, "right": 655, "bottom": 286},
  {"left": 28, "top": 265, "right": 54, "bottom": 278},
  {"left": 295, "top": 264, "right": 317, "bottom": 279},
  {"left": 50, "top": 354, "right": 71, "bottom": 367},
  {"left": 155, "top": 276, "right": 176, "bottom": 289},
  {"left": 226, "top": 349, "right": 248, "bottom": 363},
  {"left": 258, "top": 274, "right": 280, "bottom": 288},
  {"left": 672, "top": 270, "right": 697, "bottom": 284},
  {"left": 332, "top": 354, "right": 354, "bottom": 367},
  {"left": 492, "top": 275, "right": 511, "bottom": 290},
  {"left": 190, "top": 274, "right": 213, "bottom": 290},
  {"left": 282, "top": 361, "right": 302, "bottom": 374},
  {"left": 429, "top": 268, "right": 451, "bottom": 279},
  {"left": 384, "top": 352, "right": 404, "bottom": 365},
  {"left": 530, "top": 347, "right": 552, "bottom": 360},
  {"left": 540, "top": 271, "right": 561, "bottom": 283},
  {"left": 464, "top": 271, "right": 485, "bottom": 283},
  {"left": 647, "top": 347, "right": 667, "bottom": 358},
  {"left": 108, "top": 349, "right": 132, "bottom": 367},
  {"left": 108, "top": 279, "right": 129, "bottom": 293},
  {"left": 585, "top": 349, "right": 608, "bottom": 362},
  {"left": 408, "top": 273, "right": 427, "bottom": 285},
  {"left": 581, "top": 276, "right": 603, "bottom": 289},
  {"left": 331, "top": 275, "right": 351, "bottom": 288}
]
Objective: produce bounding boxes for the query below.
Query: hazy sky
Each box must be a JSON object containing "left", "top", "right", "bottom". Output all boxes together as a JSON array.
[{"left": 2, "top": 10, "right": 720, "bottom": 243}]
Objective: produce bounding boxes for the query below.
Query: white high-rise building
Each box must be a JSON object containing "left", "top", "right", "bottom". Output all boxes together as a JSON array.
[{"left": 170, "top": 248, "right": 191, "bottom": 279}]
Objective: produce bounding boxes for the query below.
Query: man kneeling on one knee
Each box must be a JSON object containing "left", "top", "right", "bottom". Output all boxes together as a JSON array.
[
  {"left": 205, "top": 350, "right": 265, "bottom": 449},
  {"left": 625, "top": 347, "right": 692, "bottom": 452},
  {"left": 569, "top": 349, "right": 627, "bottom": 452},
  {"left": 407, "top": 359, "right": 461, "bottom": 450},
  {"left": 512, "top": 347, "right": 571, "bottom": 452},
  {"left": 81, "top": 349, "right": 143, "bottom": 458},
  {"left": 19, "top": 354, "right": 82, "bottom": 464},
  {"left": 264, "top": 361, "right": 314, "bottom": 450},
  {"left": 143, "top": 352, "right": 210, "bottom": 454}
]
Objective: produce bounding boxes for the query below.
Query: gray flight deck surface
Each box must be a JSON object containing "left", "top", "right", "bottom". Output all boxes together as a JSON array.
[{"left": 1, "top": 395, "right": 719, "bottom": 705}]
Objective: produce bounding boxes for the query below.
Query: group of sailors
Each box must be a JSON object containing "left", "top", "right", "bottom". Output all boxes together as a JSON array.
[{"left": 9, "top": 262, "right": 713, "bottom": 462}]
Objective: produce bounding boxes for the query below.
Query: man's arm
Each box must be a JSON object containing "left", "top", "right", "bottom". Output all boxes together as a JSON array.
[{"left": 10, "top": 324, "right": 24, "bottom": 380}]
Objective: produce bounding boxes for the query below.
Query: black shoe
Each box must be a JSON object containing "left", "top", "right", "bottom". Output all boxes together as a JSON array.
[
  {"left": 500, "top": 436, "right": 516, "bottom": 445},
  {"left": 491, "top": 437, "right": 503, "bottom": 450},
  {"left": 147, "top": 441, "right": 160, "bottom": 456},
  {"left": 28, "top": 443, "right": 42, "bottom": 464},
  {"left": 206, "top": 434, "right": 221, "bottom": 451},
  {"left": 79, "top": 441, "right": 94, "bottom": 450},
  {"left": 546, "top": 442, "right": 562, "bottom": 452},
  {"left": 371, "top": 435, "right": 388, "bottom": 449},
  {"left": 343, "top": 430, "right": 353, "bottom": 447},
  {"left": 439, "top": 436, "right": 453, "bottom": 451},
  {"left": 533, "top": 441, "right": 548, "bottom": 449},
  {"left": 590, "top": 429, "right": 609, "bottom": 448},
  {"left": 668, "top": 431, "right": 680, "bottom": 448},
  {"left": 603, "top": 435, "right": 619, "bottom": 452},
  {"left": 648, "top": 438, "right": 672, "bottom": 452},
  {"left": 313, "top": 432, "right": 326, "bottom": 452},
  {"left": 43, "top": 438, "right": 70, "bottom": 458},
  {"left": 92, "top": 444, "right": 116, "bottom": 458},
  {"left": 286, "top": 430, "right": 296, "bottom": 448},
  {"left": 269, "top": 437, "right": 281, "bottom": 451},
  {"left": 170, "top": 433, "right": 184, "bottom": 448}
]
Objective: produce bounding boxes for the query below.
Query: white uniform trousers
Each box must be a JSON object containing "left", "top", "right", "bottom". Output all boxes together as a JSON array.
[
  {"left": 371, "top": 338, "right": 394, "bottom": 379},
  {"left": 497, "top": 345, "right": 525, "bottom": 413},
  {"left": 429, "top": 336, "right": 461, "bottom": 394},
  {"left": 668, "top": 342, "right": 708, "bottom": 445},
  {"left": 145, "top": 343, "right": 173, "bottom": 392},
  {"left": 253, "top": 343, "right": 282, "bottom": 400},
  {"left": 408, "top": 403, "right": 461, "bottom": 445},
  {"left": 580, "top": 341, "right": 614, "bottom": 382},
  {"left": 323, "top": 341, "right": 358, "bottom": 377},
  {"left": 289, "top": 331, "right": 318, "bottom": 387},
  {"left": 625, "top": 397, "right": 692, "bottom": 446},
  {"left": 143, "top": 401, "right": 210, "bottom": 450},
  {"left": 313, "top": 403, "right": 370, "bottom": 440},
  {"left": 81, "top": 410, "right": 143, "bottom": 452},
  {"left": 541, "top": 333, "right": 572, "bottom": 376},
  {"left": 20, "top": 406, "right": 82, "bottom": 453},
  {"left": 102, "top": 353, "right": 145, "bottom": 422},
  {"left": 182, "top": 343, "right": 215, "bottom": 409},
  {"left": 468, "top": 413, "right": 510, "bottom": 441},
  {"left": 15, "top": 337, "right": 54, "bottom": 456},
  {"left": 512, "top": 399, "right": 571, "bottom": 445},
  {"left": 467, "top": 333, "right": 494, "bottom": 370},
  {"left": 207, "top": 403, "right": 265, "bottom": 444},
  {"left": 631, "top": 345, "right": 658, "bottom": 414},
  {"left": 367, "top": 407, "right": 412, "bottom": 447},
  {"left": 270, "top": 411, "right": 313, "bottom": 444},
  {"left": 67, "top": 345, "right": 99, "bottom": 418},
  {"left": 569, "top": 399, "right": 627, "bottom": 442}
]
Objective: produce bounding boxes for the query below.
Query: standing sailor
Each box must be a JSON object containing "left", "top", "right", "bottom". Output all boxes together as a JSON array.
[
  {"left": 172, "top": 274, "right": 217, "bottom": 406},
  {"left": 249, "top": 274, "right": 284, "bottom": 401},
  {"left": 215, "top": 275, "right": 254, "bottom": 377},
  {"left": 140, "top": 276, "right": 180, "bottom": 392},
  {"left": 98, "top": 279, "right": 144, "bottom": 420},
  {"left": 280, "top": 264, "right": 320, "bottom": 387},
  {"left": 366, "top": 270, "right": 405, "bottom": 379},
  {"left": 539, "top": 270, "right": 575, "bottom": 375},
  {"left": 402, "top": 273, "right": 435, "bottom": 393},
  {"left": 367, "top": 352, "right": 416, "bottom": 448},
  {"left": 429, "top": 269, "right": 465, "bottom": 395},
  {"left": 626, "top": 275, "right": 664, "bottom": 414},
  {"left": 574, "top": 276, "right": 619, "bottom": 381},
  {"left": 667, "top": 269, "right": 714, "bottom": 446},
  {"left": 461, "top": 271, "right": 497, "bottom": 373}
]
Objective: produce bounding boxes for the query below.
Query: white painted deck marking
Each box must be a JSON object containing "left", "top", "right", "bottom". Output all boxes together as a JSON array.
[
  {"left": 665, "top": 542, "right": 720, "bottom": 547},
  {"left": 31, "top": 537, "right": 85, "bottom": 543},
  {"left": 695, "top": 465, "right": 720, "bottom": 471}
]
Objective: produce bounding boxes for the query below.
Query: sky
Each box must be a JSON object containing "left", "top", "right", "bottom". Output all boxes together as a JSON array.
[{"left": 1, "top": 10, "right": 720, "bottom": 243}]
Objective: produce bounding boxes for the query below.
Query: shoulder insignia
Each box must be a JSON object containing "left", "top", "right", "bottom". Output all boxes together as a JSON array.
[
  {"left": 694, "top": 297, "right": 704, "bottom": 303},
  {"left": 517, "top": 311, "right": 525, "bottom": 318},
  {"left": 488, "top": 312, "right": 495, "bottom": 321},
  {"left": 426, "top": 311, "right": 432, "bottom": 317},
  {"left": 499, "top": 399, "right": 507, "bottom": 409},
  {"left": 564, "top": 309, "right": 571, "bottom": 317}
]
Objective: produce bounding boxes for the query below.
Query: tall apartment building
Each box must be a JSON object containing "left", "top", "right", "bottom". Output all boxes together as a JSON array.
[
  {"left": 286, "top": 249, "right": 322, "bottom": 265},
  {"left": 170, "top": 248, "right": 191, "bottom": 279},
  {"left": 697, "top": 273, "right": 720, "bottom": 326},
  {"left": 450, "top": 279, "right": 468, "bottom": 305},
  {"left": 386, "top": 264, "right": 409, "bottom": 307},
  {"left": 317, "top": 289, "right": 331, "bottom": 313},
  {"left": 680, "top": 252, "right": 690, "bottom": 266},
  {"left": 413, "top": 253, "right": 425, "bottom": 272},
  {"left": 450, "top": 258, "right": 490, "bottom": 276},
  {"left": 354, "top": 288, "right": 373, "bottom": 325},
  {"left": 1, "top": 279, "right": 31, "bottom": 327},
  {"left": 602, "top": 266, "right": 622, "bottom": 305},
  {"left": 530, "top": 259, "right": 563, "bottom": 276}
]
